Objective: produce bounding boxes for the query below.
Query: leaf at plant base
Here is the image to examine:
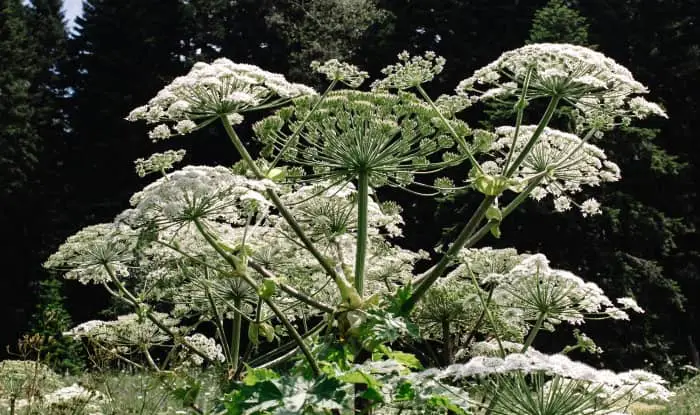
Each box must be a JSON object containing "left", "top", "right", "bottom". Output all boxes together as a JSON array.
[{"left": 243, "top": 367, "right": 280, "bottom": 386}]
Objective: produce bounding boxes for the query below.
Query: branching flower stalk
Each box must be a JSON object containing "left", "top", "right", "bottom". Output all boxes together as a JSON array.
[
  {"left": 100, "top": 264, "right": 214, "bottom": 365},
  {"left": 402, "top": 95, "right": 560, "bottom": 313},
  {"left": 192, "top": 218, "right": 321, "bottom": 376},
  {"left": 220, "top": 115, "right": 361, "bottom": 309},
  {"left": 505, "top": 96, "right": 561, "bottom": 177},
  {"left": 268, "top": 79, "right": 338, "bottom": 171}
]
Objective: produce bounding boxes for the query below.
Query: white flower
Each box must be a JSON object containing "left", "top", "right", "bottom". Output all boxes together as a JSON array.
[
  {"left": 311, "top": 59, "right": 369, "bottom": 88},
  {"left": 119, "top": 165, "right": 272, "bottom": 226},
  {"left": 580, "top": 198, "right": 602, "bottom": 217},
  {"left": 181, "top": 334, "right": 225, "bottom": 366},
  {"left": 148, "top": 124, "right": 172, "bottom": 141},
  {"left": 44, "top": 223, "right": 137, "bottom": 285},
  {"left": 554, "top": 196, "right": 571, "bottom": 212},
  {"left": 174, "top": 119, "right": 197, "bottom": 134},
  {"left": 127, "top": 58, "right": 317, "bottom": 137},
  {"left": 456, "top": 43, "right": 666, "bottom": 131},
  {"left": 65, "top": 313, "right": 179, "bottom": 347},
  {"left": 227, "top": 113, "right": 244, "bottom": 125},
  {"left": 371, "top": 50, "right": 446, "bottom": 90},
  {"left": 617, "top": 297, "right": 645, "bottom": 314},
  {"left": 134, "top": 149, "right": 186, "bottom": 177}
]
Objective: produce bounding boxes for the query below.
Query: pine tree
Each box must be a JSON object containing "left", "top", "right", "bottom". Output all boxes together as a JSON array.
[
  {"left": 29, "top": 279, "right": 85, "bottom": 374},
  {"left": 527, "top": 0, "right": 589, "bottom": 45},
  {"left": 0, "top": 0, "right": 54, "bottom": 350},
  {"left": 264, "top": 0, "right": 390, "bottom": 83},
  {"left": 0, "top": 0, "right": 41, "bottom": 197}
]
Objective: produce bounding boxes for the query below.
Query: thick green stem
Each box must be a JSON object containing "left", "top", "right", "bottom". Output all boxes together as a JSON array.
[
  {"left": 194, "top": 218, "right": 321, "bottom": 376},
  {"left": 231, "top": 298, "right": 242, "bottom": 372},
  {"left": 401, "top": 195, "right": 496, "bottom": 314},
  {"left": 461, "top": 175, "right": 547, "bottom": 249},
  {"left": 220, "top": 117, "right": 341, "bottom": 286},
  {"left": 248, "top": 259, "right": 334, "bottom": 313},
  {"left": 354, "top": 172, "right": 369, "bottom": 296},
  {"left": 521, "top": 312, "right": 547, "bottom": 353},
  {"left": 505, "top": 96, "right": 560, "bottom": 177},
  {"left": 502, "top": 68, "right": 533, "bottom": 175}
]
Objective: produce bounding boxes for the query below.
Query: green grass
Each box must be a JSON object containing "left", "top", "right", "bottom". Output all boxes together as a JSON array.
[{"left": 631, "top": 375, "right": 700, "bottom": 415}]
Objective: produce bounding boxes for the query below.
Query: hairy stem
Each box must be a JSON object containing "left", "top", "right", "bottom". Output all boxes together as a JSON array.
[{"left": 355, "top": 171, "right": 369, "bottom": 296}]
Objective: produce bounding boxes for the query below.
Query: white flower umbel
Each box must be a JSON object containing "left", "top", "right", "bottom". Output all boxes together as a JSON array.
[
  {"left": 65, "top": 313, "right": 179, "bottom": 349},
  {"left": 42, "top": 384, "right": 106, "bottom": 412},
  {"left": 126, "top": 58, "right": 317, "bottom": 140},
  {"left": 311, "top": 59, "right": 369, "bottom": 88},
  {"left": 456, "top": 43, "right": 667, "bottom": 132},
  {"left": 180, "top": 334, "right": 226, "bottom": 366},
  {"left": 412, "top": 349, "right": 671, "bottom": 411},
  {"left": 118, "top": 165, "right": 273, "bottom": 227},
  {"left": 44, "top": 223, "right": 137, "bottom": 285},
  {"left": 254, "top": 90, "right": 466, "bottom": 190},
  {"left": 490, "top": 125, "right": 620, "bottom": 215},
  {"left": 371, "top": 51, "right": 446, "bottom": 90},
  {"left": 134, "top": 149, "right": 186, "bottom": 177},
  {"left": 496, "top": 253, "right": 632, "bottom": 325}
]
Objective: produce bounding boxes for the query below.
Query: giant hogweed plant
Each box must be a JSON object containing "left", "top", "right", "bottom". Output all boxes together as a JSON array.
[{"left": 42, "top": 44, "right": 672, "bottom": 414}]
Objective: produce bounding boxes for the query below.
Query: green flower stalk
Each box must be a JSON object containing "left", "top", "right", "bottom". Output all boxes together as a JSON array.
[{"left": 255, "top": 89, "right": 469, "bottom": 295}]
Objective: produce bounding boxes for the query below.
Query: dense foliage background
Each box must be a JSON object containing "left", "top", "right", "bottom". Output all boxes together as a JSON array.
[{"left": 1, "top": 0, "right": 698, "bottom": 378}]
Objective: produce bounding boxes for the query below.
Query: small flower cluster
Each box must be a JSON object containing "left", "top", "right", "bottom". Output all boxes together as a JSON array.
[
  {"left": 41, "top": 384, "right": 106, "bottom": 414},
  {"left": 126, "top": 58, "right": 316, "bottom": 140},
  {"left": 311, "top": 59, "right": 369, "bottom": 88},
  {"left": 180, "top": 334, "right": 226, "bottom": 366},
  {"left": 44, "top": 223, "right": 137, "bottom": 284},
  {"left": 489, "top": 125, "right": 620, "bottom": 216},
  {"left": 456, "top": 43, "right": 667, "bottom": 131},
  {"left": 118, "top": 165, "right": 273, "bottom": 226},
  {"left": 371, "top": 51, "right": 446, "bottom": 90},
  {"left": 134, "top": 149, "right": 186, "bottom": 177},
  {"left": 64, "top": 313, "right": 179, "bottom": 348}
]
